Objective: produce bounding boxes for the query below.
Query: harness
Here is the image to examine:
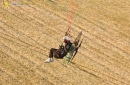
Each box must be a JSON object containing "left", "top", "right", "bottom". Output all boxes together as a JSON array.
[{"left": 69, "top": 45, "right": 73, "bottom": 51}]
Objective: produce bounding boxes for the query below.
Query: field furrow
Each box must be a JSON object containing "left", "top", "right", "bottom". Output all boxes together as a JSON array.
[{"left": 0, "top": 0, "right": 130, "bottom": 85}]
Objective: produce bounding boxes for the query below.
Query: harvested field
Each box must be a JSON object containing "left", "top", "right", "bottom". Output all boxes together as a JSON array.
[{"left": 0, "top": 0, "right": 130, "bottom": 85}]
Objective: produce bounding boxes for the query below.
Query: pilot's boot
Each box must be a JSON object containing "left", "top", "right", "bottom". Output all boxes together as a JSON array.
[{"left": 44, "top": 58, "right": 53, "bottom": 63}]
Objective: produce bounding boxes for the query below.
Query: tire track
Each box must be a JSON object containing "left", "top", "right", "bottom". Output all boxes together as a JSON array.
[
  {"left": 1, "top": 0, "right": 130, "bottom": 84},
  {"left": 1, "top": 3, "right": 130, "bottom": 83}
]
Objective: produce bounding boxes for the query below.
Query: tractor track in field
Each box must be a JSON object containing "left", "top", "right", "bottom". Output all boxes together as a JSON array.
[{"left": 0, "top": 0, "right": 130, "bottom": 85}]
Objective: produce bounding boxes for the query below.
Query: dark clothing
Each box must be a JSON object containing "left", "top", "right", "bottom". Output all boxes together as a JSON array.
[
  {"left": 49, "top": 41, "right": 72, "bottom": 59},
  {"left": 49, "top": 48, "right": 58, "bottom": 58},
  {"left": 63, "top": 41, "right": 72, "bottom": 52}
]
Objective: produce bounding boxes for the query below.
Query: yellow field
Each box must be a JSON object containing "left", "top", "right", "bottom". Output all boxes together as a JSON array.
[{"left": 0, "top": 0, "right": 130, "bottom": 85}]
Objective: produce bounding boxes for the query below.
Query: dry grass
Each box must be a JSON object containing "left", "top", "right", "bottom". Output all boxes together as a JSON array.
[{"left": 0, "top": 0, "right": 130, "bottom": 85}]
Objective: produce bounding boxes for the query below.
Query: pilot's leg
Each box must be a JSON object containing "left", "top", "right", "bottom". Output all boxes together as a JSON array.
[
  {"left": 49, "top": 48, "right": 57, "bottom": 58},
  {"left": 44, "top": 48, "right": 57, "bottom": 63}
]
